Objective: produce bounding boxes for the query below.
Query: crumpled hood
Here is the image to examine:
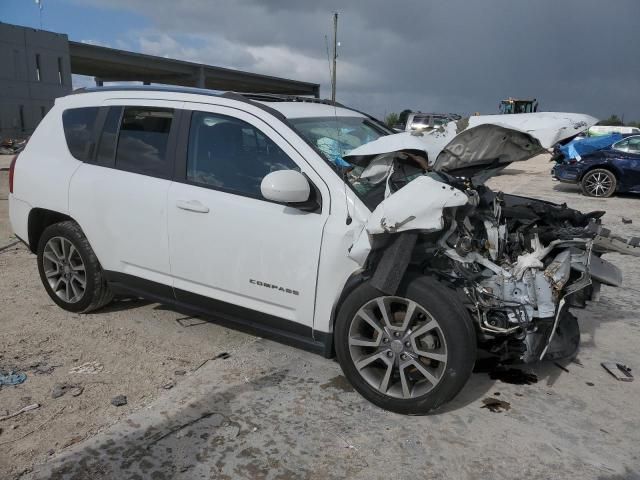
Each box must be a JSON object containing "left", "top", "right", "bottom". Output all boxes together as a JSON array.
[{"left": 346, "top": 112, "right": 597, "bottom": 179}]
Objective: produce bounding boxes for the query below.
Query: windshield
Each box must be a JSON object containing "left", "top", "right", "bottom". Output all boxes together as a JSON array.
[{"left": 289, "top": 116, "right": 386, "bottom": 168}]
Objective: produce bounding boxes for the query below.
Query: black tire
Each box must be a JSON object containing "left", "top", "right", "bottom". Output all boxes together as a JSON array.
[
  {"left": 335, "top": 274, "right": 476, "bottom": 415},
  {"left": 581, "top": 168, "right": 617, "bottom": 198},
  {"left": 37, "top": 220, "right": 113, "bottom": 313}
]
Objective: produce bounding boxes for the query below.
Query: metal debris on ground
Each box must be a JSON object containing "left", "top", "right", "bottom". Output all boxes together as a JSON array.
[
  {"left": 162, "top": 381, "right": 175, "bottom": 390},
  {"left": 553, "top": 362, "right": 570, "bottom": 373},
  {"left": 622, "top": 217, "right": 632, "bottom": 224},
  {"left": 174, "top": 369, "right": 186, "bottom": 376},
  {"left": 51, "top": 383, "right": 83, "bottom": 399},
  {"left": 0, "top": 403, "right": 40, "bottom": 421},
  {"left": 110, "top": 395, "right": 127, "bottom": 406},
  {"left": 69, "top": 361, "right": 103, "bottom": 375},
  {"left": 31, "top": 362, "right": 59, "bottom": 375},
  {"left": 0, "top": 371, "right": 27, "bottom": 386},
  {"left": 489, "top": 367, "right": 538, "bottom": 385},
  {"left": 481, "top": 397, "right": 511, "bottom": 413},
  {"left": 175, "top": 316, "right": 207, "bottom": 327},
  {"left": 601, "top": 362, "right": 633, "bottom": 382}
]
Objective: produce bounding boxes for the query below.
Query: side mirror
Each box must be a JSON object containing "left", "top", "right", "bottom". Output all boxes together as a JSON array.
[{"left": 261, "top": 170, "right": 310, "bottom": 204}]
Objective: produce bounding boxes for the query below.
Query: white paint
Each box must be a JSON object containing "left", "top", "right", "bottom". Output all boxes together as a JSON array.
[{"left": 348, "top": 176, "right": 468, "bottom": 265}]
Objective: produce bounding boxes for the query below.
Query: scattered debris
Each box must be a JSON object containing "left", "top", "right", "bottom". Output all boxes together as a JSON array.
[
  {"left": 553, "top": 362, "right": 570, "bottom": 373},
  {"left": 175, "top": 316, "right": 207, "bottom": 327},
  {"left": 601, "top": 362, "right": 633, "bottom": 382},
  {"left": 481, "top": 397, "right": 511, "bottom": 413},
  {"left": 0, "top": 403, "right": 40, "bottom": 421},
  {"left": 52, "top": 383, "right": 83, "bottom": 399},
  {"left": 0, "top": 137, "right": 27, "bottom": 155},
  {"left": 586, "top": 382, "right": 595, "bottom": 386},
  {"left": 30, "top": 361, "right": 60, "bottom": 375},
  {"left": 162, "top": 381, "right": 175, "bottom": 390},
  {"left": 69, "top": 361, "right": 103, "bottom": 375},
  {"left": 622, "top": 217, "right": 632, "bottom": 224},
  {"left": 0, "top": 371, "right": 27, "bottom": 386},
  {"left": 489, "top": 367, "right": 538, "bottom": 385},
  {"left": 571, "top": 358, "right": 584, "bottom": 367},
  {"left": 193, "top": 352, "right": 231, "bottom": 372},
  {"left": 174, "top": 369, "right": 186, "bottom": 376},
  {"left": 110, "top": 395, "right": 127, "bottom": 407}
]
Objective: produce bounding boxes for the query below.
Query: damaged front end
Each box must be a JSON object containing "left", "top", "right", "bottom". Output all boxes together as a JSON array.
[{"left": 343, "top": 114, "right": 639, "bottom": 364}]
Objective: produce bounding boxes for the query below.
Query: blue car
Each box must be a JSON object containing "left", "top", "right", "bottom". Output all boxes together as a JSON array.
[{"left": 553, "top": 134, "right": 640, "bottom": 197}]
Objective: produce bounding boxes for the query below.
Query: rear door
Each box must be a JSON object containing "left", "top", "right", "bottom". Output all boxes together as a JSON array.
[
  {"left": 69, "top": 100, "right": 182, "bottom": 289},
  {"left": 166, "top": 104, "right": 330, "bottom": 334}
]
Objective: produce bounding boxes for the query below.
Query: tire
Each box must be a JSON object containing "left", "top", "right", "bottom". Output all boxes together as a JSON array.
[
  {"left": 581, "top": 168, "right": 617, "bottom": 198},
  {"left": 37, "top": 220, "right": 113, "bottom": 313},
  {"left": 335, "top": 274, "right": 477, "bottom": 415}
]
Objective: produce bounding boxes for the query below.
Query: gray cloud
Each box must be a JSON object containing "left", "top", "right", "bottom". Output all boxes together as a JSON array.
[{"left": 72, "top": 0, "right": 640, "bottom": 121}]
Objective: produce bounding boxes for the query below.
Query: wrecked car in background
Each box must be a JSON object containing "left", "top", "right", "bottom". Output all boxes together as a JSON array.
[{"left": 10, "top": 87, "right": 639, "bottom": 415}]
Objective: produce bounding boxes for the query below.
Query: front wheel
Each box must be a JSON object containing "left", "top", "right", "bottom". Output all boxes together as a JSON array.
[
  {"left": 335, "top": 275, "right": 476, "bottom": 415},
  {"left": 581, "top": 168, "right": 617, "bottom": 197}
]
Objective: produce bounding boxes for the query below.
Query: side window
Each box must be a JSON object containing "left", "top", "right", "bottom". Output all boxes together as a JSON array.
[
  {"left": 115, "top": 107, "right": 174, "bottom": 177},
  {"left": 627, "top": 137, "right": 640, "bottom": 153},
  {"left": 62, "top": 107, "right": 99, "bottom": 161},
  {"left": 95, "top": 106, "right": 122, "bottom": 166},
  {"left": 186, "top": 111, "right": 299, "bottom": 198},
  {"left": 613, "top": 139, "right": 629, "bottom": 153}
]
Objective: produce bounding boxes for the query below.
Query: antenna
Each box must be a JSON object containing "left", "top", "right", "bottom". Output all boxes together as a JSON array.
[
  {"left": 35, "top": 0, "right": 44, "bottom": 29},
  {"left": 331, "top": 12, "right": 338, "bottom": 102}
]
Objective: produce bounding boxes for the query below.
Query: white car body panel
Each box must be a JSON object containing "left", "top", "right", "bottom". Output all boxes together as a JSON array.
[
  {"left": 166, "top": 102, "right": 332, "bottom": 327},
  {"left": 348, "top": 176, "right": 469, "bottom": 265}
]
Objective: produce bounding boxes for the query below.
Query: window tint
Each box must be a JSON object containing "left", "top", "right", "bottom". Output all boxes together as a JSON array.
[
  {"left": 628, "top": 136, "right": 640, "bottom": 153},
  {"left": 95, "top": 107, "right": 122, "bottom": 166},
  {"left": 62, "top": 107, "right": 99, "bottom": 161},
  {"left": 613, "top": 139, "right": 629, "bottom": 152},
  {"left": 115, "top": 107, "right": 174, "bottom": 177},
  {"left": 187, "top": 111, "right": 299, "bottom": 198}
]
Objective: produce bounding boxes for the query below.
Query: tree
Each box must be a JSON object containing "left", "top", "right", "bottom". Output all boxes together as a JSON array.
[
  {"left": 597, "top": 114, "right": 624, "bottom": 126},
  {"left": 384, "top": 112, "right": 399, "bottom": 128}
]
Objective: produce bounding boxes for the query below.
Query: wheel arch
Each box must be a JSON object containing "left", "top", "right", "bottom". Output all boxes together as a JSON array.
[
  {"left": 28, "top": 208, "right": 75, "bottom": 254},
  {"left": 578, "top": 163, "right": 621, "bottom": 182}
]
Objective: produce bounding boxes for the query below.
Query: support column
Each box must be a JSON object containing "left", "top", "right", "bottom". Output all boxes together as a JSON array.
[{"left": 196, "top": 66, "right": 205, "bottom": 88}]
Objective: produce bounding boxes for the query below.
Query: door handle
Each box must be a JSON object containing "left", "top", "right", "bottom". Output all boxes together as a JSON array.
[{"left": 176, "top": 200, "right": 210, "bottom": 213}]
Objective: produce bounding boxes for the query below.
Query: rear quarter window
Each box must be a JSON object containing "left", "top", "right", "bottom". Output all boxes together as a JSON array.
[{"left": 62, "top": 107, "right": 99, "bottom": 161}]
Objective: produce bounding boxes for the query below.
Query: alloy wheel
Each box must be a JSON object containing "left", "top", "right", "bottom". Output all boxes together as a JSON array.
[
  {"left": 42, "top": 236, "right": 87, "bottom": 303},
  {"left": 584, "top": 171, "right": 613, "bottom": 197},
  {"left": 348, "top": 296, "right": 448, "bottom": 399}
]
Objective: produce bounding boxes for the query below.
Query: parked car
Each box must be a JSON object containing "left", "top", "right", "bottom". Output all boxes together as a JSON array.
[
  {"left": 588, "top": 125, "right": 640, "bottom": 137},
  {"left": 394, "top": 112, "right": 461, "bottom": 132},
  {"left": 9, "top": 86, "right": 638, "bottom": 414},
  {"left": 553, "top": 134, "right": 640, "bottom": 197}
]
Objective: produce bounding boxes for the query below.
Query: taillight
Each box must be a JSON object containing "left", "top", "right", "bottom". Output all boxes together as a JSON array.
[{"left": 9, "top": 154, "right": 18, "bottom": 194}]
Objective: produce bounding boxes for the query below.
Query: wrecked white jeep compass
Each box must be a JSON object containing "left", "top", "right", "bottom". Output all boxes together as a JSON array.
[{"left": 9, "top": 86, "right": 638, "bottom": 414}]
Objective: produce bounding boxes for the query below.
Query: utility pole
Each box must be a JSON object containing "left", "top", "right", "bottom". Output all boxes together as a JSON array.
[{"left": 331, "top": 12, "right": 338, "bottom": 103}]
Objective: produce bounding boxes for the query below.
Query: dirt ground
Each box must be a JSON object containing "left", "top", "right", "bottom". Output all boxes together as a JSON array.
[{"left": 2, "top": 153, "right": 640, "bottom": 479}]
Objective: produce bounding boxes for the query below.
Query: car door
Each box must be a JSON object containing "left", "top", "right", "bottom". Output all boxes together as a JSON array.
[
  {"left": 69, "top": 100, "right": 182, "bottom": 289},
  {"left": 167, "top": 104, "right": 330, "bottom": 335},
  {"left": 612, "top": 136, "right": 640, "bottom": 190}
]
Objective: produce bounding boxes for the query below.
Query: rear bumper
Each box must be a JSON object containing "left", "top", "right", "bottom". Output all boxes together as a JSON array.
[
  {"left": 8, "top": 194, "right": 31, "bottom": 249},
  {"left": 552, "top": 164, "right": 581, "bottom": 183}
]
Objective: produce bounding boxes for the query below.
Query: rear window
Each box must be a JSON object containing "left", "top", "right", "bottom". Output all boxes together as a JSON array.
[
  {"left": 62, "top": 107, "right": 99, "bottom": 161},
  {"left": 115, "top": 107, "right": 174, "bottom": 178}
]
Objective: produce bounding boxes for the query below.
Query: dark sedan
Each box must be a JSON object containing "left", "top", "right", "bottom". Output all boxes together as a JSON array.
[{"left": 553, "top": 135, "right": 640, "bottom": 197}]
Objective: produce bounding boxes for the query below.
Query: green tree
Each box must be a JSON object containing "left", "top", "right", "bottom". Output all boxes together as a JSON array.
[
  {"left": 597, "top": 114, "right": 624, "bottom": 126},
  {"left": 384, "top": 112, "right": 399, "bottom": 128}
]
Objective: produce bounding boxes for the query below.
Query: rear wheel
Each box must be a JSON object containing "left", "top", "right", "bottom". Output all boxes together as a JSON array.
[
  {"left": 581, "top": 168, "right": 617, "bottom": 197},
  {"left": 335, "top": 275, "right": 476, "bottom": 414},
  {"left": 37, "top": 221, "right": 112, "bottom": 313}
]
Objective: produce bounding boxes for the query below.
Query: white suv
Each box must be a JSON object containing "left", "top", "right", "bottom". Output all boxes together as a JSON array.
[{"left": 9, "top": 87, "right": 636, "bottom": 414}]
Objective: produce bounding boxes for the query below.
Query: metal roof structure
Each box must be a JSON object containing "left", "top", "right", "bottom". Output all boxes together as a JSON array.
[{"left": 68, "top": 41, "right": 320, "bottom": 97}]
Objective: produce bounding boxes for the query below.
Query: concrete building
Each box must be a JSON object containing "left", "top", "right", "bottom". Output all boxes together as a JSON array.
[
  {"left": 0, "top": 22, "right": 320, "bottom": 139},
  {"left": 0, "top": 23, "right": 72, "bottom": 138}
]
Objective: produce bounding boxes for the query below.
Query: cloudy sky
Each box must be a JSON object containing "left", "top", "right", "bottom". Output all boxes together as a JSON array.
[{"left": 4, "top": 0, "right": 640, "bottom": 121}]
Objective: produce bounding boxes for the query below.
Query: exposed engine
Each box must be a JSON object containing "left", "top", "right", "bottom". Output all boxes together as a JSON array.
[
  {"left": 413, "top": 176, "right": 623, "bottom": 363},
  {"left": 348, "top": 158, "right": 637, "bottom": 365}
]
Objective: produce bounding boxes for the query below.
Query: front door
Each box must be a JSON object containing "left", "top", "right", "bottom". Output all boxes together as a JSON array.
[{"left": 167, "top": 105, "right": 329, "bottom": 334}]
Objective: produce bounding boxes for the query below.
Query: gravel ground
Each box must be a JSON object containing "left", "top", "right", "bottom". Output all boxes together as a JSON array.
[{"left": 2, "top": 154, "right": 640, "bottom": 479}]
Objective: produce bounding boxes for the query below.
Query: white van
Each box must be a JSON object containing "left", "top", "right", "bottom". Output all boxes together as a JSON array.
[{"left": 588, "top": 125, "right": 640, "bottom": 136}]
